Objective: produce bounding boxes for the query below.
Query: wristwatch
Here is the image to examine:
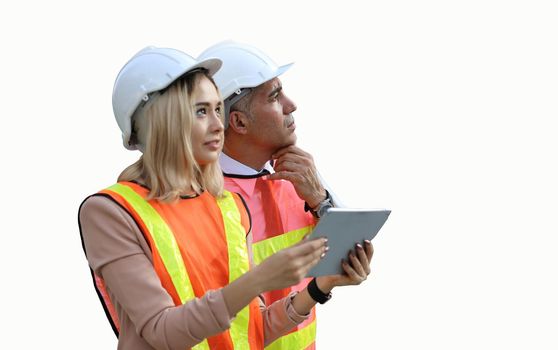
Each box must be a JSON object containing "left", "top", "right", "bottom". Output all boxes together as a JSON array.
[
  {"left": 305, "top": 190, "right": 333, "bottom": 218},
  {"left": 307, "top": 277, "right": 332, "bottom": 304}
]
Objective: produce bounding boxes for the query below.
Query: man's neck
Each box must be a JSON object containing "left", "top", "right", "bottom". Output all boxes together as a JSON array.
[{"left": 222, "top": 142, "right": 271, "bottom": 171}]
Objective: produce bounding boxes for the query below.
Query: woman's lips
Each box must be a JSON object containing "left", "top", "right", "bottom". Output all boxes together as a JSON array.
[{"left": 204, "top": 139, "right": 221, "bottom": 150}]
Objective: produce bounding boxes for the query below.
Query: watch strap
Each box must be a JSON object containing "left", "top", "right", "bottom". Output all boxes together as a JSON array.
[
  {"left": 304, "top": 190, "right": 333, "bottom": 218},
  {"left": 307, "top": 277, "right": 332, "bottom": 304}
]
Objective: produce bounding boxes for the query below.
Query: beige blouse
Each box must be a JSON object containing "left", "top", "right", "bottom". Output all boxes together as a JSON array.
[{"left": 79, "top": 195, "right": 309, "bottom": 350}]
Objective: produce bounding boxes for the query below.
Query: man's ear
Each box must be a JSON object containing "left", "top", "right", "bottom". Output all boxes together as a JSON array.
[{"left": 228, "top": 111, "right": 250, "bottom": 134}]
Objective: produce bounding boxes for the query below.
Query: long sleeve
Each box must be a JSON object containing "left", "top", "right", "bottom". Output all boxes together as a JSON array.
[
  {"left": 79, "top": 195, "right": 233, "bottom": 350},
  {"left": 260, "top": 292, "right": 311, "bottom": 346}
]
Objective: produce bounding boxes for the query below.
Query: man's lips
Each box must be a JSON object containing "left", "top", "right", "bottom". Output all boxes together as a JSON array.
[
  {"left": 285, "top": 115, "right": 295, "bottom": 128},
  {"left": 287, "top": 121, "right": 296, "bottom": 129}
]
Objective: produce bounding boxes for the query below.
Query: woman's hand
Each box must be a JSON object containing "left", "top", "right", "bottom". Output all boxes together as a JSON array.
[
  {"left": 253, "top": 237, "right": 328, "bottom": 293},
  {"left": 222, "top": 237, "right": 327, "bottom": 317},
  {"left": 316, "top": 240, "right": 374, "bottom": 292}
]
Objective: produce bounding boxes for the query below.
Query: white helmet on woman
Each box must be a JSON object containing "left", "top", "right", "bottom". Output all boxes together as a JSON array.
[
  {"left": 112, "top": 46, "right": 222, "bottom": 150},
  {"left": 197, "top": 40, "right": 293, "bottom": 128}
]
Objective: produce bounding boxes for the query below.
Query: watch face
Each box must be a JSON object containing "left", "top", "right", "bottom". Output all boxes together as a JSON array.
[
  {"left": 317, "top": 201, "right": 333, "bottom": 218},
  {"left": 311, "top": 191, "right": 333, "bottom": 218}
]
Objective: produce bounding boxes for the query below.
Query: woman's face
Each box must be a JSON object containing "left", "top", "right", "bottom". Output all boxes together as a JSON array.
[{"left": 190, "top": 75, "right": 224, "bottom": 166}]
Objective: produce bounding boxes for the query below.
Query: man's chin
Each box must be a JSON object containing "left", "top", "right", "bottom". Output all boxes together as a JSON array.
[{"left": 274, "top": 137, "right": 297, "bottom": 153}]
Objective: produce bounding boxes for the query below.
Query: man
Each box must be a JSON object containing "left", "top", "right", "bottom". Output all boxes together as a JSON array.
[{"left": 198, "top": 41, "right": 370, "bottom": 350}]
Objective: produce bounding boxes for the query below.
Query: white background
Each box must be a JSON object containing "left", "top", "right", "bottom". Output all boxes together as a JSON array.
[{"left": 1, "top": 0, "right": 557, "bottom": 348}]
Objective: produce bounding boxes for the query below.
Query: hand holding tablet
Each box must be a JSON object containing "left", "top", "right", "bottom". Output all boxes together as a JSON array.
[{"left": 306, "top": 208, "right": 391, "bottom": 277}]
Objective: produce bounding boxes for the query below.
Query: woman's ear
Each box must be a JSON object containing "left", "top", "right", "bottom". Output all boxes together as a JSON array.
[{"left": 228, "top": 111, "right": 250, "bottom": 134}]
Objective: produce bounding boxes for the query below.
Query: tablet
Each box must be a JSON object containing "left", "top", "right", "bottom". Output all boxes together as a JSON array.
[{"left": 306, "top": 208, "right": 391, "bottom": 277}]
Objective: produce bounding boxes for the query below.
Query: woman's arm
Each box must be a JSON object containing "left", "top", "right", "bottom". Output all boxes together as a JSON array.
[
  {"left": 220, "top": 236, "right": 327, "bottom": 316},
  {"left": 81, "top": 196, "right": 328, "bottom": 349},
  {"left": 80, "top": 196, "right": 234, "bottom": 350}
]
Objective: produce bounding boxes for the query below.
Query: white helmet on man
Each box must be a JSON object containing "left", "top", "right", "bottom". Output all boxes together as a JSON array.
[
  {"left": 112, "top": 46, "right": 222, "bottom": 150},
  {"left": 197, "top": 40, "right": 293, "bottom": 128}
]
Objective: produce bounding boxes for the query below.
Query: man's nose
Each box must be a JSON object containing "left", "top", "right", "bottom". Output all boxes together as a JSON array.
[{"left": 283, "top": 95, "right": 297, "bottom": 114}]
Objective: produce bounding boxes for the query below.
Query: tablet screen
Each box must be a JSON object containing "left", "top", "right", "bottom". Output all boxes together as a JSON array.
[{"left": 306, "top": 208, "right": 390, "bottom": 277}]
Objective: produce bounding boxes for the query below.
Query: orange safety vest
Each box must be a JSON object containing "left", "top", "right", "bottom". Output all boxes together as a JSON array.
[
  {"left": 83, "top": 181, "right": 264, "bottom": 350},
  {"left": 224, "top": 175, "right": 317, "bottom": 350}
]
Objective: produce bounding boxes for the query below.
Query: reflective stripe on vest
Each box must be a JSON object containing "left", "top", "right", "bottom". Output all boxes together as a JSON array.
[
  {"left": 107, "top": 183, "right": 210, "bottom": 350},
  {"left": 223, "top": 177, "right": 317, "bottom": 350},
  {"left": 265, "top": 320, "right": 316, "bottom": 350},
  {"left": 253, "top": 224, "right": 317, "bottom": 350},
  {"left": 251, "top": 225, "right": 313, "bottom": 265},
  {"left": 216, "top": 191, "right": 251, "bottom": 350},
  {"left": 106, "top": 183, "right": 255, "bottom": 350}
]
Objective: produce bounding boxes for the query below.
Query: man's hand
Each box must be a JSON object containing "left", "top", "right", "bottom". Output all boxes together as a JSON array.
[{"left": 267, "top": 145, "right": 326, "bottom": 208}]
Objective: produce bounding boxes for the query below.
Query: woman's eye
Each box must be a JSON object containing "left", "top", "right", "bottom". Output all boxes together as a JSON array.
[
  {"left": 196, "top": 108, "right": 206, "bottom": 116},
  {"left": 215, "top": 106, "right": 221, "bottom": 115}
]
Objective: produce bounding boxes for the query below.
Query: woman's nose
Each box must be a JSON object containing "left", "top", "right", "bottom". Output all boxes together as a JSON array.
[{"left": 210, "top": 111, "right": 224, "bottom": 132}]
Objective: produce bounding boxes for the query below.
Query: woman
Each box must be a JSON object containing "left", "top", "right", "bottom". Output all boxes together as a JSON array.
[{"left": 79, "top": 46, "right": 373, "bottom": 350}]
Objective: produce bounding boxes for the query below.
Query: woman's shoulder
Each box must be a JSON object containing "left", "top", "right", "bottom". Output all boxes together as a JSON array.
[
  {"left": 79, "top": 192, "right": 122, "bottom": 219},
  {"left": 79, "top": 192, "right": 150, "bottom": 269}
]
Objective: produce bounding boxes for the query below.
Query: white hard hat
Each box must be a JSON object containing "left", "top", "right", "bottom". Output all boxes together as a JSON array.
[
  {"left": 112, "top": 46, "right": 222, "bottom": 150},
  {"left": 197, "top": 40, "right": 293, "bottom": 128}
]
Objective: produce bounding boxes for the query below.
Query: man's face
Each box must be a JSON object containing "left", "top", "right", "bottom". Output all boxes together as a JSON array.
[{"left": 246, "top": 77, "right": 298, "bottom": 153}]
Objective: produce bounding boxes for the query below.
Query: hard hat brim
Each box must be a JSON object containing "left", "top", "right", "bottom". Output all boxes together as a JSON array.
[
  {"left": 189, "top": 57, "right": 222, "bottom": 78},
  {"left": 274, "top": 62, "right": 294, "bottom": 81}
]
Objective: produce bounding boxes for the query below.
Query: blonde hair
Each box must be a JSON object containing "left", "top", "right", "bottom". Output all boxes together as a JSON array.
[{"left": 118, "top": 71, "right": 224, "bottom": 202}]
